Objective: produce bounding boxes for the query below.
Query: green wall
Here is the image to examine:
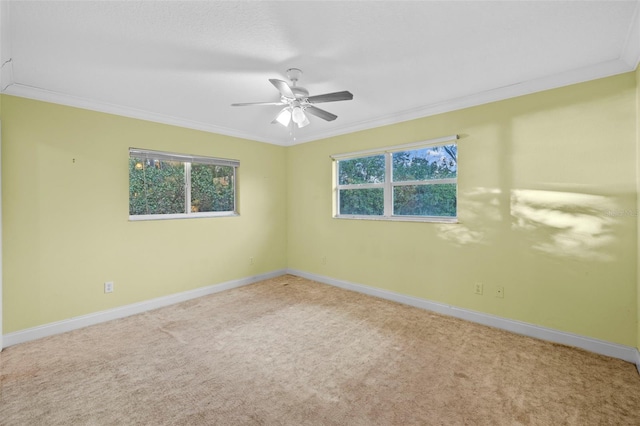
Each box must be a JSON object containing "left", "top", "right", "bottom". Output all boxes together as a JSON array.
[
  {"left": 1, "top": 96, "right": 287, "bottom": 333},
  {"left": 288, "top": 73, "right": 638, "bottom": 347},
  {"left": 2, "top": 70, "right": 639, "bottom": 349}
]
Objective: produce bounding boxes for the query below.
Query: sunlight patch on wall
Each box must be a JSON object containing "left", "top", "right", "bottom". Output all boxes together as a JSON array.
[
  {"left": 511, "top": 189, "right": 619, "bottom": 262},
  {"left": 437, "top": 224, "right": 485, "bottom": 246},
  {"left": 437, "top": 187, "right": 502, "bottom": 246}
]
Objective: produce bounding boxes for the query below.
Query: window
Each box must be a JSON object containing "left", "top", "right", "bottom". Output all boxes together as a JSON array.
[
  {"left": 129, "top": 148, "right": 238, "bottom": 220},
  {"left": 334, "top": 135, "right": 457, "bottom": 222}
]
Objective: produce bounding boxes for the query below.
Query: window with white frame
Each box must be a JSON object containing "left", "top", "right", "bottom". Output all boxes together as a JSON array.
[
  {"left": 129, "top": 148, "right": 239, "bottom": 220},
  {"left": 333, "top": 136, "right": 458, "bottom": 222}
]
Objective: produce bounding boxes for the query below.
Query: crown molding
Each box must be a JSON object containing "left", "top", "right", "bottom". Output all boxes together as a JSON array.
[
  {"left": 621, "top": 0, "right": 640, "bottom": 69},
  {"left": 287, "top": 58, "right": 636, "bottom": 146},
  {"left": 0, "top": 2, "right": 638, "bottom": 147},
  {"left": 0, "top": 0, "right": 13, "bottom": 92},
  {"left": 3, "top": 55, "right": 637, "bottom": 148},
  {"left": 2, "top": 83, "right": 289, "bottom": 146}
]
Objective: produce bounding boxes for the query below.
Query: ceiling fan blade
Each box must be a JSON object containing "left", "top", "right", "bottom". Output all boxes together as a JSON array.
[
  {"left": 231, "top": 101, "right": 285, "bottom": 107},
  {"left": 269, "top": 79, "right": 296, "bottom": 99},
  {"left": 305, "top": 106, "right": 338, "bottom": 121},
  {"left": 306, "top": 91, "right": 353, "bottom": 103}
]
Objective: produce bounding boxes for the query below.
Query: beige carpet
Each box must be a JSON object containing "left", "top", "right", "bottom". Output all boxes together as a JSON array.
[{"left": 1, "top": 274, "right": 639, "bottom": 425}]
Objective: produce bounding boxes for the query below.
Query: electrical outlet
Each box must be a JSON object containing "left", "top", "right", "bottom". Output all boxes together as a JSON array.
[
  {"left": 474, "top": 282, "right": 483, "bottom": 295},
  {"left": 496, "top": 286, "right": 504, "bottom": 298},
  {"left": 104, "top": 281, "right": 114, "bottom": 294}
]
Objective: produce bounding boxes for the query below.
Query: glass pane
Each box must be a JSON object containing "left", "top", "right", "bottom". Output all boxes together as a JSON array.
[
  {"left": 392, "top": 144, "right": 457, "bottom": 182},
  {"left": 338, "top": 155, "right": 385, "bottom": 185},
  {"left": 129, "top": 157, "right": 185, "bottom": 215},
  {"left": 339, "top": 188, "right": 384, "bottom": 215},
  {"left": 191, "top": 164, "right": 235, "bottom": 212},
  {"left": 393, "top": 184, "right": 456, "bottom": 217}
]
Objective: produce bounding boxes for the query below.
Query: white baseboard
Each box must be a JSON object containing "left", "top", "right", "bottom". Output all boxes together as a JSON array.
[
  {"left": 287, "top": 269, "right": 640, "bottom": 365},
  {"left": 6, "top": 267, "right": 639, "bottom": 372},
  {"left": 2, "top": 269, "right": 287, "bottom": 348}
]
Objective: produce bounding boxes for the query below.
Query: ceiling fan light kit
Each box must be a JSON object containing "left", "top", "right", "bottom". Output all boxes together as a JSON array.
[
  {"left": 292, "top": 105, "right": 310, "bottom": 128},
  {"left": 275, "top": 108, "right": 292, "bottom": 127},
  {"left": 231, "top": 68, "right": 353, "bottom": 129}
]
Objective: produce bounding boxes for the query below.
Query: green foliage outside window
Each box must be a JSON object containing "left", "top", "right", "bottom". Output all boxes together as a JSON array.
[
  {"left": 129, "top": 158, "right": 185, "bottom": 215},
  {"left": 336, "top": 143, "right": 457, "bottom": 218},
  {"left": 338, "top": 155, "right": 385, "bottom": 216},
  {"left": 392, "top": 145, "right": 457, "bottom": 181},
  {"left": 392, "top": 145, "right": 457, "bottom": 217},
  {"left": 191, "top": 164, "right": 234, "bottom": 213},
  {"left": 338, "top": 155, "right": 385, "bottom": 185},
  {"left": 393, "top": 184, "right": 456, "bottom": 216},
  {"left": 339, "top": 188, "right": 384, "bottom": 215},
  {"left": 129, "top": 156, "right": 236, "bottom": 217}
]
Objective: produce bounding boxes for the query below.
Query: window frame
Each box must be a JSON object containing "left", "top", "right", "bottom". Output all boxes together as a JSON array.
[
  {"left": 129, "top": 148, "right": 239, "bottom": 221},
  {"left": 333, "top": 135, "right": 458, "bottom": 223}
]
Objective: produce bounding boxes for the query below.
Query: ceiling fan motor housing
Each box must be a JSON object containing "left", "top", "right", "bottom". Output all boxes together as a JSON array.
[
  {"left": 291, "top": 87, "right": 309, "bottom": 99},
  {"left": 286, "top": 68, "right": 303, "bottom": 82}
]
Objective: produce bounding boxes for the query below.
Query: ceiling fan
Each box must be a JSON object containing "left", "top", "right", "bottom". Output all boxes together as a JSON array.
[{"left": 231, "top": 68, "right": 353, "bottom": 128}]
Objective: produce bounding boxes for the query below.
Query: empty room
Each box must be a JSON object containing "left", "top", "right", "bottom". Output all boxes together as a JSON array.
[{"left": 1, "top": 1, "right": 640, "bottom": 424}]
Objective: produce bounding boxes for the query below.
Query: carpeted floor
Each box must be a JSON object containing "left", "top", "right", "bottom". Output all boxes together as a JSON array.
[{"left": 1, "top": 274, "right": 640, "bottom": 425}]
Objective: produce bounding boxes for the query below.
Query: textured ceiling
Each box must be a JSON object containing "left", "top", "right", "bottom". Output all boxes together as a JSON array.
[{"left": 1, "top": 1, "right": 639, "bottom": 146}]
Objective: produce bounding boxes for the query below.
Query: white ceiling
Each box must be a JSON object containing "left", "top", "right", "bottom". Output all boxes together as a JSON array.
[{"left": 1, "top": 1, "right": 639, "bottom": 146}]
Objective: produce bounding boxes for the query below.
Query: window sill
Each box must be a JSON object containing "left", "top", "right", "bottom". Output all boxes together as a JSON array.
[
  {"left": 129, "top": 212, "right": 239, "bottom": 221},
  {"left": 334, "top": 215, "right": 458, "bottom": 224}
]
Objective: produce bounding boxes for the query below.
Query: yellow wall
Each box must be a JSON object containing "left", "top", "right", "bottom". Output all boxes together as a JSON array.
[
  {"left": 2, "top": 71, "right": 639, "bottom": 348},
  {"left": 288, "top": 73, "right": 638, "bottom": 346},
  {"left": 1, "top": 95, "right": 287, "bottom": 333}
]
